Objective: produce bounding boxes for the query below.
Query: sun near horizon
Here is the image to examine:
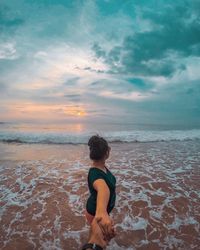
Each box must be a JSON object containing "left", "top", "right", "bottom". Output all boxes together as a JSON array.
[{"left": 0, "top": 0, "right": 200, "bottom": 127}]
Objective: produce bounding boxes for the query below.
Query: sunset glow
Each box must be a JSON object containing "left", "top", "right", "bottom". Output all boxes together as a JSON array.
[
  {"left": 0, "top": 103, "right": 87, "bottom": 122},
  {"left": 0, "top": 0, "right": 200, "bottom": 126}
]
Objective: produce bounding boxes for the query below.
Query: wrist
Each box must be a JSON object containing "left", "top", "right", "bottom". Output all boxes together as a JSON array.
[{"left": 95, "top": 210, "right": 108, "bottom": 216}]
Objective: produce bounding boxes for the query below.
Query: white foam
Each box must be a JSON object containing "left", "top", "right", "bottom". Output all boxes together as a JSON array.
[
  {"left": 1, "top": 129, "right": 200, "bottom": 144},
  {"left": 150, "top": 210, "right": 163, "bottom": 220},
  {"left": 107, "top": 240, "right": 136, "bottom": 250},
  {"left": 1, "top": 140, "right": 200, "bottom": 249},
  {"left": 170, "top": 167, "right": 186, "bottom": 174},
  {"left": 168, "top": 215, "right": 199, "bottom": 231},
  {"left": 163, "top": 235, "right": 184, "bottom": 249},
  {"left": 117, "top": 215, "right": 148, "bottom": 231}
]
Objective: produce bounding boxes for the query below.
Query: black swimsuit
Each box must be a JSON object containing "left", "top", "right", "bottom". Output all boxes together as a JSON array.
[{"left": 86, "top": 167, "right": 116, "bottom": 216}]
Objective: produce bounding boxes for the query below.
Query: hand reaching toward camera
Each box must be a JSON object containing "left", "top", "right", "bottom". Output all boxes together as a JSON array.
[
  {"left": 82, "top": 217, "right": 115, "bottom": 250},
  {"left": 95, "top": 212, "right": 116, "bottom": 241},
  {"left": 88, "top": 217, "right": 109, "bottom": 248}
]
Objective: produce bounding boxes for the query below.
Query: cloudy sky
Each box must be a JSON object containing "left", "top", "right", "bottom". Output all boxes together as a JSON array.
[{"left": 0, "top": 0, "right": 200, "bottom": 126}]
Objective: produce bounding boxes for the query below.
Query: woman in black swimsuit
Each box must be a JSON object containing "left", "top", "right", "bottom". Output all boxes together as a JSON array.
[{"left": 85, "top": 134, "right": 116, "bottom": 239}]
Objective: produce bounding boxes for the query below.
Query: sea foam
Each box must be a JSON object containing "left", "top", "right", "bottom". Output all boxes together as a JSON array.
[{"left": 0, "top": 129, "right": 200, "bottom": 144}]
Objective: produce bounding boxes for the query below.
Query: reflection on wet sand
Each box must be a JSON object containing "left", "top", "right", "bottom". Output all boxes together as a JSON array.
[{"left": 0, "top": 141, "right": 200, "bottom": 249}]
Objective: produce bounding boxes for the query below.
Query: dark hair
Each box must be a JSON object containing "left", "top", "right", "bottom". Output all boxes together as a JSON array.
[{"left": 88, "top": 134, "right": 110, "bottom": 161}]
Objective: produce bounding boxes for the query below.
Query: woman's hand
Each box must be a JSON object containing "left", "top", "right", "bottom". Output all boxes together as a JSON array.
[
  {"left": 95, "top": 212, "right": 116, "bottom": 241},
  {"left": 88, "top": 217, "right": 109, "bottom": 248}
]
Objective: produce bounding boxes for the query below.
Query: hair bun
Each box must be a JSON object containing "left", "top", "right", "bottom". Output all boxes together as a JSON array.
[
  {"left": 88, "top": 134, "right": 109, "bottom": 161},
  {"left": 88, "top": 135, "right": 101, "bottom": 148}
]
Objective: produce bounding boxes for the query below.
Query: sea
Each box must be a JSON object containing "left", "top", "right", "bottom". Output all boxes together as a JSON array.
[
  {"left": 0, "top": 121, "right": 200, "bottom": 144},
  {"left": 0, "top": 121, "right": 200, "bottom": 249}
]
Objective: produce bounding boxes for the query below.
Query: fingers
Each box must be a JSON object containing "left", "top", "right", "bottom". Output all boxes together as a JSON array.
[
  {"left": 94, "top": 217, "right": 107, "bottom": 237},
  {"left": 101, "top": 223, "right": 115, "bottom": 241},
  {"left": 109, "top": 219, "right": 116, "bottom": 237},
  {"left": 95, "top": 215, "right": 116, "bottom": 241},
  {"left": 99, "top": 221, "right": 107, "bottom": 237},
  {"left": 96, "top": 220, "right": 109, "bottom": 241},
  {"left": 106, "top": 225, "right": 115, "bottom": 240},
  {"left": 95, "top": 216, "right": 102, "bottom": 224}
]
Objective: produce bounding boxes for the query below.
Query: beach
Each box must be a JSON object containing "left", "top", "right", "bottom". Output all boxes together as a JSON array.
[
  {"left": 0, "top": 140, "right": 200, "bottom": 250},
  {"left": 1, "top": 0, "right": 200, "bottom": 249}
]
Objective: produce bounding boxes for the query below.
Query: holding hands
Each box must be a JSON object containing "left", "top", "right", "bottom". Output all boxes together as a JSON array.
[
  {"left": 82, "top": 216, "right": 115, "bottom": 250},
  {"left": 95, "top": 212, "right": 116, "bottom": 242}
]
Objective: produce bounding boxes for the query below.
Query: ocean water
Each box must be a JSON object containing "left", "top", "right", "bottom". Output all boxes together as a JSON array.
[
  {"left": 0, "top": 121, "right": 200, "bottom": 144},
  {"left": 0, "top": 122, "right": 200, "bottom": 249}
]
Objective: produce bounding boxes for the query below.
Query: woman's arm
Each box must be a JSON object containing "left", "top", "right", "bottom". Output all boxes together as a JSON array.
[
  {"left": 93, "top": 179, "right": 115, "bottom": 239},
  {"left": 93, "top": 179, "right": 110, "bottom": 215}
]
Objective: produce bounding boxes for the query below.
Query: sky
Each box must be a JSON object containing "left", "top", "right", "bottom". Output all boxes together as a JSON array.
[{"left": 0, "top": 0, "right": 200, "bottom": 126}]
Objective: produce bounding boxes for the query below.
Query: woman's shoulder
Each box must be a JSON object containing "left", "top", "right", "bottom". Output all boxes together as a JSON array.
[
  {"left": 88, "top": 167, "right": 107, "bottom": 186},
  {"left": 89, "top": 167, "right": 106, "bottom": 175},
  {"left": 88, "top": 167, "right": 107, "bottom": 180}
]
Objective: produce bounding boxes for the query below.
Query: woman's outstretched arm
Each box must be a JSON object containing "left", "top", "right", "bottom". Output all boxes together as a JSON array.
[{"left": 93, "top": 179, "right": 114, "bottom": 239}]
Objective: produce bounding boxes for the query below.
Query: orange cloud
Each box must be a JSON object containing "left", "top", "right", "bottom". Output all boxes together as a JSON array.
[{"left": 1, "top": 102, "right": 88, "bottom": 121}]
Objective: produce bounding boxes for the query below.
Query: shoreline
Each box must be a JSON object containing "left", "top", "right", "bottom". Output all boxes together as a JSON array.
[
  {"left": 0, "top": 140, "right": 200, "bottom": 249},
  {"left": 1, "top": 137, "right": 200, "bottom": 145}
]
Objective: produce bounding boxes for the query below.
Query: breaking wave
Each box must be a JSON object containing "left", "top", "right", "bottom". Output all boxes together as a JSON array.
[{"left": 0, "top": 129, "right": 200, "bottom": 144}]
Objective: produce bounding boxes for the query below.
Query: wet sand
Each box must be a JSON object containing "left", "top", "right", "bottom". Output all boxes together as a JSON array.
[{"left": 0, "top": 141, "right": 200, "bottom": 249}]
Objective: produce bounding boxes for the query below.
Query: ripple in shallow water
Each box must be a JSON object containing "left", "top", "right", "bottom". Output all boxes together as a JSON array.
[{"left": 0, "top": 141, "right": 200, "bottom": 249}]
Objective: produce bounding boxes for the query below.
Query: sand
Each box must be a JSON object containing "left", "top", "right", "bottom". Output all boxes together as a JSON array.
[{"left": 0, "top": 141, "right": 200, "bottom": 249}]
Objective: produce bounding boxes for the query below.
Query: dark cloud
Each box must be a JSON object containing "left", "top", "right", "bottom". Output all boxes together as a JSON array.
[
  {"left": 63, "top": 94, "right": 80, "bottom": 98},
  {"left": 89, "top": 79, "right": 109, "bottom": 88},
  {"left": 90, "top": 81, "right": 102, "bottom": 86},
  {"left": 29, "top": 0, "right": 74, "bottom": 8},
  {"left": 62, "top": 77, "right": 80, "bottom": 86},
  {"left": 63, "top": 94, "right": 81, "bottom": 101},
  {"left": 86, "top": 108, "right": 108, "bottom": 114},
  {"left": 0, "top": 4, "right": 24, "bottom": 35},
  {"left": 107, "top": 46, "right": 121, "bottom": 63},
  {"left": 92, "top": 43, "right": 106, "bottom": 58},
  {"left": 82, "top": 66, "right": 105, "bottom": 73},
  {"left": 127, "top": 78, "right": 154, "bottom": 91},
  {"left": 92, "top": 0, "right": 200, "bottom": 77},
  {"left": 120, "top": 3, "right": 200, "bottom": 76}
]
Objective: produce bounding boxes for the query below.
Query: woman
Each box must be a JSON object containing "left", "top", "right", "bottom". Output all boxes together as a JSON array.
[{"left": 85, "top": 134, "right": 116, "bottom": 239}]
